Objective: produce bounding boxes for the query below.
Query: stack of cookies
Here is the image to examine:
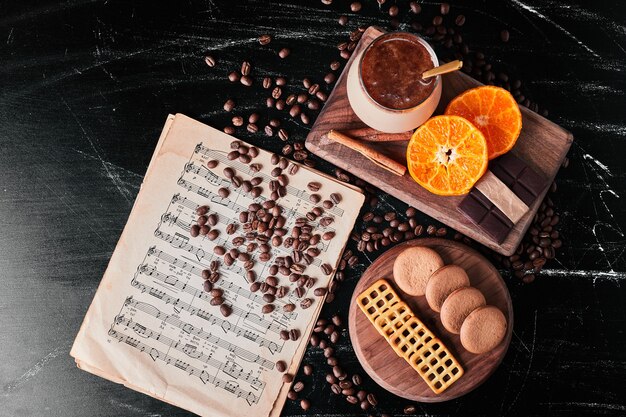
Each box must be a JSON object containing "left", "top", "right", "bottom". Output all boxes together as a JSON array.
[{"left": 393, "top": 246, "right": 506, "bottom": 354}]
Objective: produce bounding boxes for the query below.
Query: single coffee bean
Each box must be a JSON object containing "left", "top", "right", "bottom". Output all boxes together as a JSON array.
[
  {"left": 278, "top": 48, "right": 290, "bottom": 58},
  {"left": 289, "top": 104, "right": 301, "bottom": 118},
  {"left": 240, "top": 75, "right": 252, "bottom": 86},
  {"left": 330, "top": 192, "right": 341, "bottom": 204},
  {"left": 389, "top": 5, "right": 398, "bottom": 16},
  {"left": 246, "top": 123, "right": 258, "bottom": 134},
  {"left": 282, "top": 373, "right": 293, "bottom": 384},
  {"left": 410, "top": 1, "right": 421, "bottom": 14},
  {"left": 321, "top": 263, "right": 332, "bottom": 275},
  {"left": 204, "top": 55, "right": 216, "bottom": 67},
  {"left": 314, "top": 287, "right": 327, "bottom": 296},
  {"left": 240, "top": 61, "right": 251, "bottom": 76},
  {"left": 441, "top": 2, "right": 450, "bottom": 15},
  {"left": 276, "top": 360, "right": 287, "bottom": 372},
  {"left": 307, "top": 182, "right": 321, "bottom": 192},
  {"left": 404, "top": 405, "right": 417, "bottom": 414},
  {"left": 210, "top": 296, "right": 224, "bottom": 306},
  {"left": 214, "top": 246, "right": 226, "bottom": 256},
  {"left": 289, "top": 329, "right": 300, "bottom": 341},
  {"left": 287, "top": 390, "right": 297, "bottom": 400},
  {"left": 258, "top": 34, "right": 272, "bottom": 45},
  {"left": 350, "top": 2, "right": 361, "bottom": 12},
  {"left": 218, "top": 187, "right": 229, "bottom": 198},
  {"left": 293, "top": 381, "right": 305, "bottom": 392},
  {"left": 228, "top": 71, "right": 240, "bottom": 82},
  {"left": 500, "top": 29, "right": 510, "bottom": 42},
  {"left": 300, "top": 399, "right": 310, "bottom": 411},
  {"left": 202, "top": 280, "right": 213, "bottom": 292},
  {"left": 223, "top": 98, "right": 235, "bottom": 112},
  {"left": 283, "top": 303, "right": 296, "bottom": 313},
  {"left": 220, "top": 304, "right": 232, "bottom": 317},
  {"left": 190, "top": 225, "right": 200, "bottom": 237}
]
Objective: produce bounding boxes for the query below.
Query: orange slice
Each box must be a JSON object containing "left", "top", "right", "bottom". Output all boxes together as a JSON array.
[
  {"left": 445, "top": 86, "right": 522, "bottom": 160},
  {"left": 406, "top": 115, "right": 488, "bottom": 196}
]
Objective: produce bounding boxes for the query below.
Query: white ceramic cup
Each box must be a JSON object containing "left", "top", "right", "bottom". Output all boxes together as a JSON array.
[{"left": 347, "top": 32, "right": 442, "bottom": 133}]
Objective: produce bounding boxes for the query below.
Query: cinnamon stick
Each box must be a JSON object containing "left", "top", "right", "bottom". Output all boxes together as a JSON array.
[{"left": 326, "top": 130, "right": 407, "bottom": 176}]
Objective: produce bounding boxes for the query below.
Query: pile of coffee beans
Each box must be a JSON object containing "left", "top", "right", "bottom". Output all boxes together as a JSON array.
[
  {"left": 201, "top": 0, "right": 568, "bottom": 414},
  {"left": 190, "top": 140, "right": 350, "bottom": 350}
]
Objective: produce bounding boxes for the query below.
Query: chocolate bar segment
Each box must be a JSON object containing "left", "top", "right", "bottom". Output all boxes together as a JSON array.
[
  {"left": 458, "top": 189, "right": 514, "bottom": 243},
  {"left": 489, "top": 153, "right": 547, "bottom": 206},
  {"left": 459, "top": 153, "right": 547, "bottom": 243}
]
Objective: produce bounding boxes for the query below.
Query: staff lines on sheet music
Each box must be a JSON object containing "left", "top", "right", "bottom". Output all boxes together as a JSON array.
[
  {"left": 121, "top": 297, "right": 276, "bottom": 369},
  {"left": 171, "top": 192, "right": 336, "bottom": 247},
  {"left": 177, "top": 174, "right": 338, "bottom": 233},
  {"left": 108, "top": 328, "right": 260, "bottom": 405},
  {"left": 159, "top": 211, "right": 326, "bottom": 268},
  {"left": 131, "top": 277, "right": 286, "bottom": 347},
  {"left": 192, "top": 144, "right": 345, "bottom": 217},
  {"left": 138, "top": 262, "right": 296, "bottom": 311},
  {"left": 133, "top": 271, "right": 287, "bottom": 336},
  {"left": 113, "top": 314, "right": 267, "bottom": 389}
]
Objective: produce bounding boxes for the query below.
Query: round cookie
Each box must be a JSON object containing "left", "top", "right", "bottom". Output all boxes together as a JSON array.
[
  {"left": 425, "top": 265, "right": 470, "bottom": 312},
  {"left": 440, "top": 286, "right": 486, "bottom": 334},
  {"left": 460, "top": 305, "right": 507, "bottom": 354},
  {"left": 392, "top": 246, "right": 444, "bottom": 296}
]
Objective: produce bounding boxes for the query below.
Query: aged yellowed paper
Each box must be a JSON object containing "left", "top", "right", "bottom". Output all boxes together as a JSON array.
[{"left": 71, "top": 114, "right": 364, "bottom": 417}]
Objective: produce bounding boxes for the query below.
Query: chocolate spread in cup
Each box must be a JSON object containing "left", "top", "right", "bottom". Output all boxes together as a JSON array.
[{"left": 361, "top": 33, "right": 436, "bottom": 110}]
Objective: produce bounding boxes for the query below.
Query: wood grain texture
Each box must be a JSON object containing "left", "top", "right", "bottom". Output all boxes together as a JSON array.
[
  {"left": 1, "top": 0, "right": 625, "bottom": 416},
  {"left": 306, "top": 26, "right": 573, "bottom": 256},
  {"left": 348, "top": 238, "right": 513, "bottom": 402}
]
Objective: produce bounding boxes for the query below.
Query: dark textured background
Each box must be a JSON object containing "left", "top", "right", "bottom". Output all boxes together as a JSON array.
[{"left": 1, "top": 0, "right": 625, "bottom": 416}]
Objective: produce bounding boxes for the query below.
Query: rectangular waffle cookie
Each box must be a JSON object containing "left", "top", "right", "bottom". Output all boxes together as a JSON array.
[{"left": 357, "top": 279, "right": 464, "bottom": 394}]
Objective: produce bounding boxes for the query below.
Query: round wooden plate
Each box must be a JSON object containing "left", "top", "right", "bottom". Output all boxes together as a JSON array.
[{"left": 348, "top": 238, "right": 513, "bottom": 402}]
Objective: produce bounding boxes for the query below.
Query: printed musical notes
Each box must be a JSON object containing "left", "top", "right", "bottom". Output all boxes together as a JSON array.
[{"left": 71, "top": 115, "right": 364, "bottom": 417}]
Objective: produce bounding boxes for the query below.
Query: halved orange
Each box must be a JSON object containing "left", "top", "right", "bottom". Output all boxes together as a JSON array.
[
  {"left": 445, "top": 86, "right": 522, "bottom": 160},
  {"left": 406, "top": 115, "right": 488, "bottom": 196}
]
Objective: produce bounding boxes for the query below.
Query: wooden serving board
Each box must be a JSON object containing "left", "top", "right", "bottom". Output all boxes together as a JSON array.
[
  {"left": 306, "top": 26, "right": 573, "bottom": 256},
  {"left": 348, "top": 238, "right": 513, "bottom": 402}
]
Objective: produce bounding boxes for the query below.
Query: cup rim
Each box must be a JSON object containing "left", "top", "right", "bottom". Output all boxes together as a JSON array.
[{"left": 357, "top": 32, "right": 441, "bottom": 113}]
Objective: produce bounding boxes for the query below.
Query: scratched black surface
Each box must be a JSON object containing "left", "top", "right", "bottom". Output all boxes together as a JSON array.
[{"left": 1, "top": 0, "right": 625, "bottom": 416}]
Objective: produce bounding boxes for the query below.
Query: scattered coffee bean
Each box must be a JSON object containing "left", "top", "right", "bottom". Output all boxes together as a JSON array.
[
  {"left": 300, "top": 399, "right": 310, "bottom": 411},
  {"left": 220, "top": 304, "right": 232, "bottom": 317},
  {"left": 350, "top": 2, "right": 361, "bottom": 12},
  {"left": 258, "top": 34, "right": 272, "bottom": 45},
  {"left": 228, "top": 71, "right": 240, "bottom": 82},
  {"left": 500, "top": 29, "right": 510, "bottom": 43},
  {"left": 278, "top": 48, "right": 290, "bottom": 58}
]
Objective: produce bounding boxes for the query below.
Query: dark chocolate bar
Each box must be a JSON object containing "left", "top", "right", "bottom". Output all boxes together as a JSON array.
[
  {"left": 489, "top": 153, "right": 547, "bottom": 206},
  {"left": 459, "top": 153, "right": 547, "bottom": 243},
  {"left": 458, "top": 189, "right": 514, "bottom": 243}
]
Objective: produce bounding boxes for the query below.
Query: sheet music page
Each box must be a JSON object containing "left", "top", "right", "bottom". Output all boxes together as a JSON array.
[{"left": 70, "top": 114, "right": 364, "bottom": 417}]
